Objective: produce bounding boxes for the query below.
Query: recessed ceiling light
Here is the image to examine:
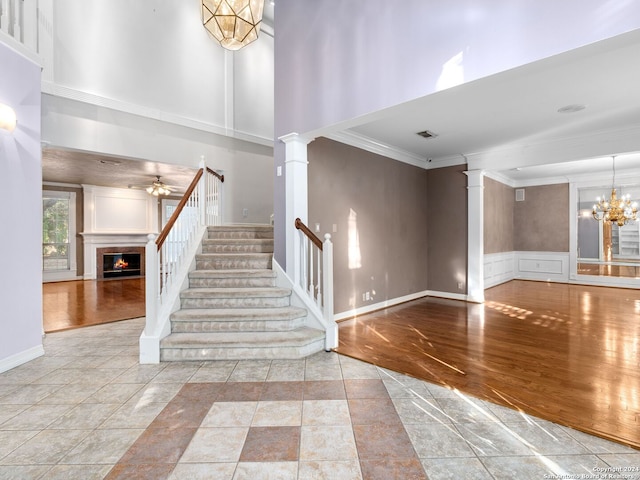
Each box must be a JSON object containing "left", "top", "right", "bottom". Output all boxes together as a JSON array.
[
  {"left": 416, "top": 130, "right": 438, "bottom": 139},
  {"left": 557, "top": 104, "right": 586, "bottom": 114}
]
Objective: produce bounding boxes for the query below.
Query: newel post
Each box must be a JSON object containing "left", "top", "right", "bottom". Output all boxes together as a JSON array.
[
  {"left": 145, "top": 234, "right": 158, "bottom": 336},
  {"left": 198, "top": 159, "right": 206, "bottom": 226},
  {"left": 322, "top": 233, "right": 337, "bottom": 350}
]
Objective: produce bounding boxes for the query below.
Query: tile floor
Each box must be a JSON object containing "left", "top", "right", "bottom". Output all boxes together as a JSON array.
[{"left": 0, "top": 318, "right": 639, "bottom": 479}]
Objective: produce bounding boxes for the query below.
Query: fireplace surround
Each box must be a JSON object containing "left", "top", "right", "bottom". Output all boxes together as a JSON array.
[{"left": 96, "top": 246, "right": 145, "bottom": 279}]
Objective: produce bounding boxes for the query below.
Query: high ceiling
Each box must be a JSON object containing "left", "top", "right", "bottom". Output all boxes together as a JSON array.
[
  {"left": 331, "top": 28, "right": 640, "bottom": 183},
  {"left": 42, "top": 19, "right": 640, "bottom": 189}
]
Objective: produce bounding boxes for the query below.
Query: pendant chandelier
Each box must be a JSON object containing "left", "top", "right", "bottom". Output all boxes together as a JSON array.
[
  {"left": 592, "top": 156, "right": 638, "bottom": 227},
  {"left": 202, "top": 0, "right": 264, "bottom": 51}
]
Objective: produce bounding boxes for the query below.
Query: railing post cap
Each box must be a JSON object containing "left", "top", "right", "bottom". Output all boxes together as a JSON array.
[
  {"left": 324, "top": 233, "right": 332, "bottom": 241},
  {"left": 147, "top": 233, "right": 156, "bottom": 241}
]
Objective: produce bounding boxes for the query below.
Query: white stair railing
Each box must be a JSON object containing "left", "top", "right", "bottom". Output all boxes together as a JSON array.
[
  {"left": 0, "top": 0, "right": 38, "bottom": 53},
  {"left": 295, "top": 218, "right": 337, "bottom": 350},
  {"left": 141, "top": 165, "right": 224, "bottom": 363}
]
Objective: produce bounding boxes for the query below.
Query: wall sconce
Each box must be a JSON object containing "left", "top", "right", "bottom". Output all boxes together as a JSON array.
[{"left": 0, "top": 103, "right": 17, "bottom": 133}]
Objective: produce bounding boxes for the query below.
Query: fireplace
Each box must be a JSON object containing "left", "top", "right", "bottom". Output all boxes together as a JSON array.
[{"left": 97, "top": 247, "right": 145, "bottom": 279}]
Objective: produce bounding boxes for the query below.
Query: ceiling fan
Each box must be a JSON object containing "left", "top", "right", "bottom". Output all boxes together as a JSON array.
[{"left": 128, "top": 176, "right": 181, "bottom": 196}]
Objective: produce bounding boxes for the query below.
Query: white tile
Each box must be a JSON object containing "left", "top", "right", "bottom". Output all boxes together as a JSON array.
[
  {"left": 180, "top": 427, "right": 248, "bottom": 463},
  {"left": 299, "top": 426, "right": 358, "bottom": 461}
]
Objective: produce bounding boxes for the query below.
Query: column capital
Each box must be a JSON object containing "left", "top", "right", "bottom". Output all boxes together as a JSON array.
[
  {"left": 278, "top": 132, "right": 314, "bottom": 145},
  {"left": 464, "top": 169, "right": 485, "bottom": 187}
]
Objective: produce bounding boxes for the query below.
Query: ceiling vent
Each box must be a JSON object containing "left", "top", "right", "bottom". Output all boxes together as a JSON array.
[{"left": 416, "top": 130, "right": 438, "bottom": 139}]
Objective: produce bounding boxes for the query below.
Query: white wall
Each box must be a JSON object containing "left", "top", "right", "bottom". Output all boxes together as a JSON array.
[
  {"left": 0, "top": 41, "right": 44, "bottom": 372},
  {"left": 48, "top": 0, "right": 274, "bottom": 144}
]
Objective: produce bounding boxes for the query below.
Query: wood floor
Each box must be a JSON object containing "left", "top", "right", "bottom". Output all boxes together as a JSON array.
[
  {"left": 337, "top": 280, "right": 640, "bottom": 450},
  {"left": 43, "top": 278, "right": 145, "bottom": 333}
]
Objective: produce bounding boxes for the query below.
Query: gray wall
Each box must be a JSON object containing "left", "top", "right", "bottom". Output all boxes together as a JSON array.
[
  {"left": 308, "top": 138, "right": 429, "bottom": 313},
  {"left": 514, "top": 184, "right": 570, "bottom": 252},
  {"left": 426, "top": 164, "right": 468, "bottom": 294},
  {"left": 308, "top": 139, "right": 468, "bottom": 313},
  {"left": 484, "top": 177, "right": 514, "bottom": 254}
]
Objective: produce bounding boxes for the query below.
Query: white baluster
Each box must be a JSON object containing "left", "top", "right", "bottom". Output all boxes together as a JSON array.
[
  {"left": 316, "top": 247, "right": 322, "bottom": 308},
  {"left": 309, "top": 240, "right": 315, "bottom": 297},
  {"left": 23, "top": 0, "right": 37, "bottom": 50},
  {"left": 322, "top": 234, "right": 337, "bottom": 350},
  {"left": 12, "top": 0, "right": 20, "bottom": 41},
  {"left": 1, "top": 0, "right": 9, "bottom": 34}
]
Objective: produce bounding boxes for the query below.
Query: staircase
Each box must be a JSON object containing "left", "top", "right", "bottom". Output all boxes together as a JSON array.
[{"left": 159, "top": 225, "right": 325, "bottom": 361}]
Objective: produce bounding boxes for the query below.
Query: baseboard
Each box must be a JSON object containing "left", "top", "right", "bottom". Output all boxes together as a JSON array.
[
  {"left": 0, "top": 345, "right": 45, "bottom": 374},
  {"left": 335, "top": 290, "right": 430, "bottom": 321}
]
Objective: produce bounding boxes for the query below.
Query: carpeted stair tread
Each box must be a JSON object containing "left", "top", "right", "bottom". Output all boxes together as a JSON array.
[
  {"left": 171, "top": 306, "right": 307, "bottom": 321},
  {"left": 188, "top": 269, "right": 276, "bottom": 279},
  {"left": 180, "top": 287, "right": 291, "bottom": 298}
]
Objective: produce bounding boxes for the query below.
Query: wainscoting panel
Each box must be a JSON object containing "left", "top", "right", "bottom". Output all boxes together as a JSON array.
[
  {"left": 515, "top": 251, "right": 569, "bottom": 283},
  {"left": 484, "top": 251, "right": 515, "bottom": 288}
]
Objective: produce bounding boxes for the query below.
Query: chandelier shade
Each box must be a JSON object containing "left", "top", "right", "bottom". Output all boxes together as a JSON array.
[
  {"left": 592, "top": 156, "right": 638, "bottom": 227},
  {"left": 202, "top": 0, "right": 264, "bottom": 51}
]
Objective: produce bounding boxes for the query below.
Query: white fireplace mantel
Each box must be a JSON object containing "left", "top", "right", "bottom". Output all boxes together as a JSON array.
[
  {"left": 81, "top": 185, "right": 159, "bottom": 279},
  {"left": 81, "top": 232, "right": 154, "bottom": 280}
]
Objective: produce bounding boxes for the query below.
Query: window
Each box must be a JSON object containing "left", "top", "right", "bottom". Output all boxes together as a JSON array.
[{"left": 43, "top": 191, "right": 77, "bottom": 279}]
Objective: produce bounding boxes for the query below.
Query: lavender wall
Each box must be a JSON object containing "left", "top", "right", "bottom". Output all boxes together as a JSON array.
[
  {"left": 0, "top": 41, "right": 43, "bottom": 371},
  {"left": 275, "top": 0, "right": 640, "bottom": 138}
]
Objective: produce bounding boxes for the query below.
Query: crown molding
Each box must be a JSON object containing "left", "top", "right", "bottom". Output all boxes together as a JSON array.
[
  {"left": 41, "top": 81, "right": 274, "bottom": 148},
  {"left": 325, "top": 130, "right": 428, "bottom": 170}
]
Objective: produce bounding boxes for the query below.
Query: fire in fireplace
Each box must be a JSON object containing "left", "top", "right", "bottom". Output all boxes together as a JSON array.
[{"left": 102, "top": 253, "right": 141, "bottom": 278}]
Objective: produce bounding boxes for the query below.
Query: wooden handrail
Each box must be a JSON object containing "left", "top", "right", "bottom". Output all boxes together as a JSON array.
[
  {"left": 207, "top": 167, "right": 224, "bottom": 182},
  {"left": 295, "top": 218, "right": 323, "bottom": 250},
  {"left": 156, "top": 168, "right": 204, "bottom": 250}
]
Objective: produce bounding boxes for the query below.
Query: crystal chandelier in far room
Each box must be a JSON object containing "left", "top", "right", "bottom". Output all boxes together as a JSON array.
[
  {"left": 592, "top": 156, "right": 638, "bottom": 226},
  {"left": 202, "top": 0, "right": 265, "bottom": 51}
]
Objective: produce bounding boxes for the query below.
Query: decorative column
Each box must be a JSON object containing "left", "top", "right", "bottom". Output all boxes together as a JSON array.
[
  {"left": 279, "top": 133, "right": 313, "bottom": 283},
  {"left": 465, "top": 169, "right": 485, "bottom": 303}
]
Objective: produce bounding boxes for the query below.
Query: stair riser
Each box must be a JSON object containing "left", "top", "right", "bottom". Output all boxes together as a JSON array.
[
  {"left": 202, "top": 244, "right": 274, "bottom": 253},
  {"left": 181, "top": 297, "right": 290, "bottom": 309},
  {"left": 160, "top": 340, "right": 324, "bottom": 361},
  {"left": 171, "top": 318, "right": 306, "bottom": 333},
  {"left": 207, "top": 231, "right": 274, "bottom": 240},
  {"left": 189, "top": 277, "right": 276, "bottom": 288},
  {"left": 196, "top": 258, "right": 272, "bottom": 270}
]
